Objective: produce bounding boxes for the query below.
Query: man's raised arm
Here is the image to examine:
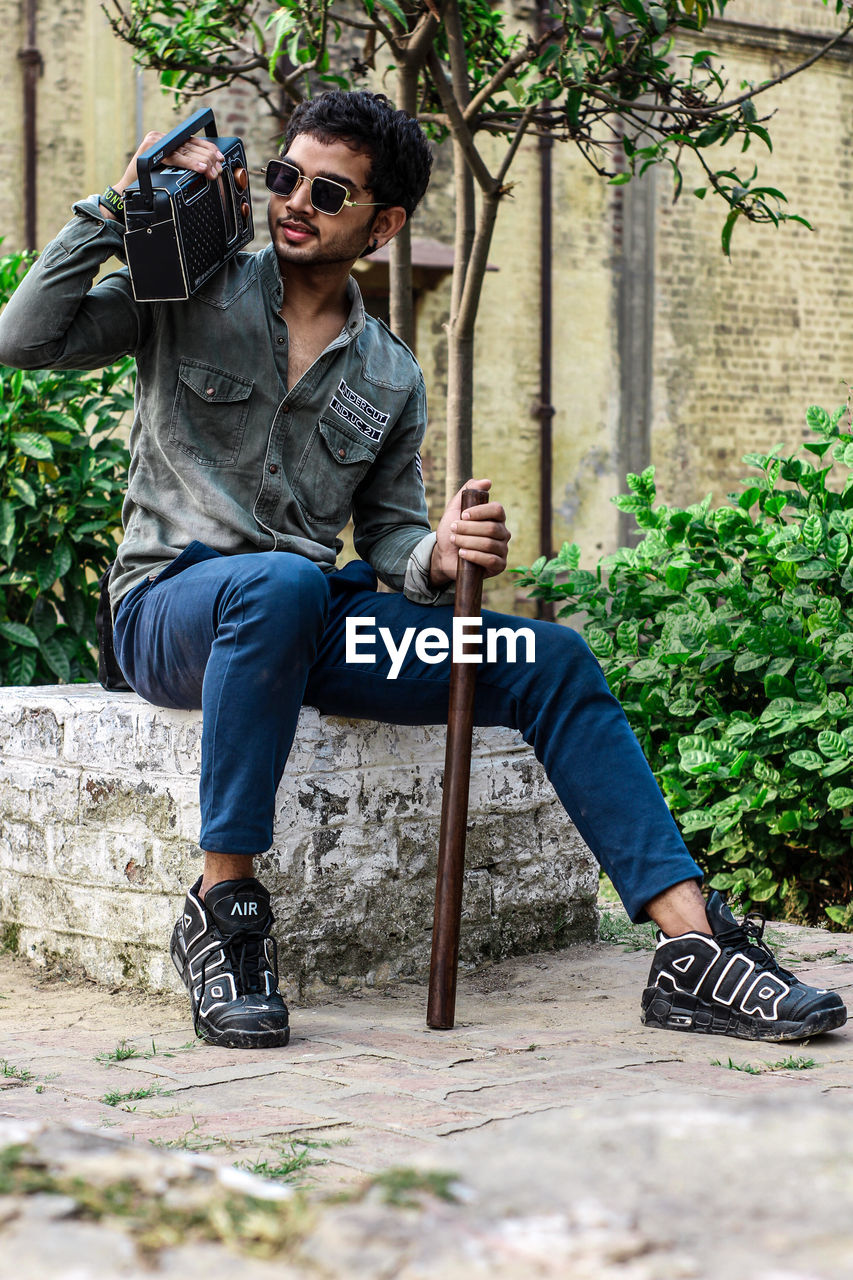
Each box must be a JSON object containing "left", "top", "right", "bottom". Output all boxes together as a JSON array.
[{"left": 0, "top": 130, "right": 223, "bottom": 372}]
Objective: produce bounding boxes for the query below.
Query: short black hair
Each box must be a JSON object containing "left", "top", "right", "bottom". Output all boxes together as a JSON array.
[{"left": 284, "top": 91, "right": 432, "bottom": 220}]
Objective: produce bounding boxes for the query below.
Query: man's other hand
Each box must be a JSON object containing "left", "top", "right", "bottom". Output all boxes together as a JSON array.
[
  {"left": 430, "top": 479, "right": 511, "bottom": 588},
  {"left": 103, "top": 130, "right": 225, "bottom": 218}
]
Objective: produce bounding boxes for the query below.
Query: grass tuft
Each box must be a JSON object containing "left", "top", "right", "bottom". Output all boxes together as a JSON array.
[
  {"left": 712, "top": 1054, "right": 819, "bottom": 1075},
  {"left": 371, "top": 1167, "right": 461, "bottom": 1208},
  {"left": 711, "top": 1057, "right": 762, "bottom": 1075},
  {"left": 235, "top": 1139, "right": 329, "bottom": 1187},
  {"left": 598, "top": 909, "right": 658, "bottom": 952},
  {"left": 96, "top": 1040, "right": 143, "bottom": 1064},
  {"left": 101, "top": 1086, "right": 171, "bottom": 1109},
  {"left": 1, "top": 1060, "right": 34, "bottom": 1083}
]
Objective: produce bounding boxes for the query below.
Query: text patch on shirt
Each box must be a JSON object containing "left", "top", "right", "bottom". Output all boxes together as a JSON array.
[
  {"left": 330, "top": 396, "right": 382, "bottom": 442},
  {"left": 330, "top": 379, "right": 390, "bottom": 444}
]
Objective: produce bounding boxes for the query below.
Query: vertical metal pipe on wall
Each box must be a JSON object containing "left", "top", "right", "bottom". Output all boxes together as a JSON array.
[
  {"left": 535, "top": 0, "right": 555, "bottom": 622},
  {"left": 18, "top": 0, "right": 42, "bottom": 252}
]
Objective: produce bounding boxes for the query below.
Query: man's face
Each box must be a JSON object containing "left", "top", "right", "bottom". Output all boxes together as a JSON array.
[{"left": 267, "top": 133, "right": 381, "bottom": 268}]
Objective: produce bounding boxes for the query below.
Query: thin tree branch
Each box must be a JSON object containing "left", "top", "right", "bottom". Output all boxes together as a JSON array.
[
  {"left": 426, "top": 47, "right": 494, "bottom": 192},
  {"left": 278, "top": 58, "right": 319, "bottom": 91},
  {"left": 494, "top": 103, "right": 536, "bottom": 186},
  {"left": 463, "top": 33, "right": 550, "bottom": 123},
  {"left": 405, "top": 5, "right": 446, "bottom": 65},
  {"left": 586, "top": 17, "right": 853, "bottom": 119}
]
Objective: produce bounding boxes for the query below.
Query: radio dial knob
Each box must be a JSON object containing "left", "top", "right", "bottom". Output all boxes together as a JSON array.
[
  {"left": 233, "top": 167, "right": 248, "bottom": 191},
  {"left": 241, "top": 200, "right": 251, "bottom": 220}
]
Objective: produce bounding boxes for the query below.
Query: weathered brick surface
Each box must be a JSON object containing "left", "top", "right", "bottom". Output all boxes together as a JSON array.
[{"left": 0, "top": 685, "right": 597, "bottom": 994}]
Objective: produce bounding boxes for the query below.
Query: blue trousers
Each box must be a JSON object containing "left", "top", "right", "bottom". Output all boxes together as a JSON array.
[{"left": 113, "top": 542, "right": 701, "bottom": 922}]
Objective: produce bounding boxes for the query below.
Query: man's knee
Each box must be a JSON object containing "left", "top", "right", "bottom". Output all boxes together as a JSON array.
[{"left": 511, "top": 616, "right": 609, "bottom": 699}]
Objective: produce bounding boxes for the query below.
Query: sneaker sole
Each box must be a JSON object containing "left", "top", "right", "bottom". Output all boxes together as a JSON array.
[
  {"left": 170, "top": 927, "right": 290, "bottom": 1050},
  {"left": 641, "top": 986, "right": 848, "bottom": 1042}
]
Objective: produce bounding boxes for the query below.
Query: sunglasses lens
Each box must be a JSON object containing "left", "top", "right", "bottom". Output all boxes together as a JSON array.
[
  {"left": 266, "top": 160, "right": 299, "bottom": 197},
  {"left": 310, "top": 177, "right": 347, "bottom": 215}
]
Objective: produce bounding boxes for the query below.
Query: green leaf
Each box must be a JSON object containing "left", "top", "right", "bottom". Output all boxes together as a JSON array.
[
  {"left": 802, "top": 513, "right": 823, "bottom": 551},
  {"left": 665, "top": 565, "right": 690, "bottom": 593},
  {"left": 733, "top": 651, "right": 767, "bottom": 673},
  {"left": 789, "top": 750, "right": 824, "bottom": 770},
  {"left": 625, "top": 658, "right": 662, "bottom": 681},
  {"left": 376, "top": 0, "right": 408, "bottom": 25},
  {"left": 827, "top": 788, "right": 853, "bottom": 810},
  {"left": 39, "top": 635, "right": 71, "bottom": 683},
  {"left": 11, "top": 431, "right": 54, "bottom": 460},
  {"left": 817, "top": 730, "right": 848, "bottom": 760},
  {"left": 52, "top": 540, "right": 73, "bottom": 580},
  {"left": 6, "top": 648, "right": 36, "bottom": 684},
  {"left": 795, "top": 667, "right": 827, "bottom": 702},
  {"left": 0, "top": 499, "right": 15, "bottom": 545},
  {"left": 621, "top": 0, "right": 648, "bottom": 24},
  {"left": 697, "top": 120, "right": 727, "bottom": 148},
  {"left": 8, "top": 474, "right": 37, "bottom": 507},
  {"left": 680, "top": 749, "right": 721, "bottom": 773},
  {"left": 721, "top": 208, "right": 740, "bottom": 257},
  {"left": 0, "top": 621, "right": 39, "bottom": 649},
  {"left": 587, "top": 628, "right": 614, "bottom": 658},
  {"left": 774, "top": 810, "right": 801, "bottom": 834},
  {"left": 32, "top": 596, "right": 57, "bottom": 643},
  {"left": 616, "top": 620, "right": 639, "bottom": 655}
]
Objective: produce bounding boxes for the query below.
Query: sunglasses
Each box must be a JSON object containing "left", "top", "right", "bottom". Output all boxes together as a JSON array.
[{"left": 264, "top": 159, "right": 385, "bottom": 217}]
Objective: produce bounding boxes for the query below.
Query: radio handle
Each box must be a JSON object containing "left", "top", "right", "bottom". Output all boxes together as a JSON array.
[{"left": 135, "top": 108, "right": 219, "bottom": 211}]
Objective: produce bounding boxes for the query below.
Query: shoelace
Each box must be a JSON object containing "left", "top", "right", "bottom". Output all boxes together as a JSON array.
[
  {"left": 719, "top": 910, "right": 797, "bottom": 983},
  {"left": 193, "top": 919, "right": 281, "bottom": 1037}
]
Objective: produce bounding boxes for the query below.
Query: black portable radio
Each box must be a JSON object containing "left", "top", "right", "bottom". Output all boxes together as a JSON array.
[{"left": 123, "top": 108, "right": 254, "bottom": 302}]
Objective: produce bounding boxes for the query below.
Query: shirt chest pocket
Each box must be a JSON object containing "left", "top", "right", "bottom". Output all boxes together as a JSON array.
[
  {"left": 291, "top": 418, "right": 378, "bottom": 527},
  {"left": 169, "top": 359, "right": 254, "bottom": 467}
]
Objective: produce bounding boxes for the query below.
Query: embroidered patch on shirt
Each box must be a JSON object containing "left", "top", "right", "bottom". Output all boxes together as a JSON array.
[
  {"left": 330, "top": 396, "right": 383, "bottom": 442},
  {"left": 337, "top": 379, "right": 390, "bottom": 427}
]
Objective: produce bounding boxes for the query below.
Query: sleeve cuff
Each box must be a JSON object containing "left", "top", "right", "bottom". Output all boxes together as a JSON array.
[{"left": 403, "top": 533, "right": 456, "bottom": 606}]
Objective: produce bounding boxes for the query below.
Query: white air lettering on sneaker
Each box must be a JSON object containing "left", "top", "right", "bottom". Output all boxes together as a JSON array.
[{"left": 230, "top": 901, "right": 259, "bottom": 916}]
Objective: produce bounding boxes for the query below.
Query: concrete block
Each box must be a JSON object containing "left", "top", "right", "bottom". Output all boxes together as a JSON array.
[{"left": 0, "top": 685, "right": 598, "bottom": 995}]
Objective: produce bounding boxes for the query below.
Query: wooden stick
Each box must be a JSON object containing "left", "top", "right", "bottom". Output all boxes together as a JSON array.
[{"left": 427, "top": 487, "right": 489, "bottom": 1030}]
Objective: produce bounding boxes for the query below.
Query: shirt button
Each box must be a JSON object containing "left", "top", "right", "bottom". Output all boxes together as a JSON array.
[
  {"left": 206, "top": 387, "right": 215, "bottom": 396},
  {"left": 276, "top": 336, "right": 285, "bottom": 345},
  {"left": 269, "top": 464, "right": 278, "bottom": 474},
  {"left": 337, "top": 448, "right": 346, "bottom": 459}
]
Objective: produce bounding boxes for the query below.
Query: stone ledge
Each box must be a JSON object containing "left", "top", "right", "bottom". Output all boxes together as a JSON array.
[{"left": 0, "top": 685, "right": 598, "bottom": 996}]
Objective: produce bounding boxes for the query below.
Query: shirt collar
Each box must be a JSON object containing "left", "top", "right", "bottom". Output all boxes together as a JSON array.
[{"left": 258, "top": 243, "right": 366, "bottom": 341}]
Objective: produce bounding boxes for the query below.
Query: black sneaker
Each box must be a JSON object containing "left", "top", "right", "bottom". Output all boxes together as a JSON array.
[
  {"left": 640, "top": 890, "right": 847, "bottom": 1041},
  {"left": 170, "top": 877, "right": 290, "bottom": 1049}
]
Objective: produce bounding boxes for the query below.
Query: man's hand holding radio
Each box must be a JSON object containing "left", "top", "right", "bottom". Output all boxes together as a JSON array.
[{"left": 101, "top": 130, "right": 225, "bottom": 222}]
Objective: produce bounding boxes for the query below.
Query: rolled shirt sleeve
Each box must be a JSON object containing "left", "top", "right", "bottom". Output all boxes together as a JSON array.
[{"left": 403, "top": 531, "right": 456, "bottom": 606}]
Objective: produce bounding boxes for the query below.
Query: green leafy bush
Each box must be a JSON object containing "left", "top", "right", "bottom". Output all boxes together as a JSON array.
[
  {"left": 516, "top": 402, "right": 853, "bottom": 929},
  {"left": 0, "top": 249, "right": 132, "bottom": 685}
]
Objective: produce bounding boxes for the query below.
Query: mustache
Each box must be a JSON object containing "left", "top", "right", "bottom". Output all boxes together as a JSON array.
[{"left": 276, "top": 217, "right": 318, "bottom": 235}]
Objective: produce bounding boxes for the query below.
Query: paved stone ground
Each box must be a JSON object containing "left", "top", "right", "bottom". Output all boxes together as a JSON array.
[{"left": 2, "top": 906, "right": 853, "bottom": 1277}]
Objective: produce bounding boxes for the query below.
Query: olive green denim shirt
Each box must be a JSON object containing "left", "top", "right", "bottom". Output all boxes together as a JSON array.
[{"left": 0, "top": 197, "right": 449, "bottom": 611}]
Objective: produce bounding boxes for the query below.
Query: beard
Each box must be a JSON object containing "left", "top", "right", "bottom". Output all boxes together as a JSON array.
[{"left": 267, "top": 205, "right": 377, "bottom": 269}]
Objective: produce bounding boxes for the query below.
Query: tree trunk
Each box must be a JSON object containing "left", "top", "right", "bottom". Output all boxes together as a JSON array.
[
  {"left": 445, "top": 134, "right": 476, "bottom": 501},
  {"left": 388, "top": 63, "right": 420, "bottom": 348}
]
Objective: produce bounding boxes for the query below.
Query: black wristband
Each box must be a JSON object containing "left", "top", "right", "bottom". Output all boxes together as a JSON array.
[{"left": 99, "top": 186, "right": 126, "bottom": 225}]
